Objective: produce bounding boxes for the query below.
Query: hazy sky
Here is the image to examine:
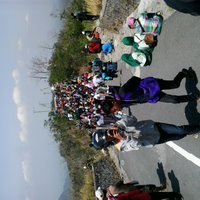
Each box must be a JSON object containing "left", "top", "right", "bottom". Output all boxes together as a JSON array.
[{"left": 0, "top": 0, "right": 70, "bottom": 199}]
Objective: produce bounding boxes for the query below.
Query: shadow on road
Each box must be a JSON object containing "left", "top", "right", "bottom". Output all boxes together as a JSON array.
[
  {"left": 128, "top": 107, "right": 132, "bottom": 116},
  {"left": 168, "top": 170, "right": 180, "bottom": 193},
  {"left": 156, "top": 162, "right": 167, "bottom": 185},
  {"left": 156, "top": 162, "right": 181, "bottom": 192},
  {"left": 185, "top": 67, "right": 200, "bottom": 125}
]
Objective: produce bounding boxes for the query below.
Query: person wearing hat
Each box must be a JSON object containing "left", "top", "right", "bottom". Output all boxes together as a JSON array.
[
  {"left": 81, "top": 27, "right": 99, "bottom": 37},
  {"left": 91, "top": 115, "right": 200, "bottom": 151},
  {"left": 130, "top": 34, "right": 157, "bottom": 50},
  {"left": 107, "top": 189, "right": 183, "bottom": 200},
  {"left": 121, "top": 36, "right": 154, "bottom": 67},
  {"left": 95, "top": 180, "right": 183, "bottom": 200},
  {"left": 95, "top": 180, "right": 168, "bottom": 200},
  {"left": 81, "top": 30, "right": 100, "bottom": 42},
  {"left": 126, "top": 11, "right": 163, "bottom": 36},
  {"left": 100, "top": 69, "right": 199, "bottom": 113}
]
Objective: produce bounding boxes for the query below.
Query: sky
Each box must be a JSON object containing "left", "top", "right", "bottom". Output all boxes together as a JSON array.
[{"left": 0, "top": 0, "right": 71, "bottom": 199}]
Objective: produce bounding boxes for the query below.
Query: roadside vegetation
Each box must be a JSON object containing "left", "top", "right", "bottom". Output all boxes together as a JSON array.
[
  {"left": 47, "top": 0, "right": 102, "bottom": 85},
  {"left": 44, "top": 111, "right": 105, "bottom": 200},
  {"left": 31, "top": 0, "right": 140, "bottom": 199},
  {"left": 29, "top": 0, "right": 141, "bottom": 199},
  {"left": 43, "top": 0, "right": 105, "bottom": 200}
]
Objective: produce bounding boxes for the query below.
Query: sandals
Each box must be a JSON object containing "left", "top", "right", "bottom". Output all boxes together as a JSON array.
[
  {"left": 162, "top": 180, "right": 169, "bottom": 192},
  {"left": 193, "top": 133, "right": 199, "bottom": 139}
]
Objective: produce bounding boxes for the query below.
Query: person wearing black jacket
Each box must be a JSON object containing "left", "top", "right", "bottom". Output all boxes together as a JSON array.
[{"left": 71, "top": 11, "right": 99, "bottom": 22}]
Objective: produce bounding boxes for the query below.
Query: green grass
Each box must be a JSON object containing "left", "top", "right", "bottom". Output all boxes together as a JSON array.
[{"left": 44, "top": 1, "right": 107, "bottom": 200}]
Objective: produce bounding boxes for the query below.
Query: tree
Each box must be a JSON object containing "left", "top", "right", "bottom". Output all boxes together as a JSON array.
[{"left": 29, "top": 56, "right": 53, "bottom": 82}]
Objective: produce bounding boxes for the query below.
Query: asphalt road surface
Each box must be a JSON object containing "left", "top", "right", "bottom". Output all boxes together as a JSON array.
[{"left": 108, "top": 12, "right": 200, "bottom": 200}]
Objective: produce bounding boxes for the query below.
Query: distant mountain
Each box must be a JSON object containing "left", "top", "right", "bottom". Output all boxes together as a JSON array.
[
  {"left": 59, "top": 191, "right": 68, "bottom": 200},
  {"left": 59, "top": 190, "right": 69, "bottom": 200},
  {"left": 58, "top": 177, "right": 72, "bottom": 200}
]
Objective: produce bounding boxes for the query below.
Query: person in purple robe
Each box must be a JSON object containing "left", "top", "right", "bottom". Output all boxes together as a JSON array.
[{"left": 100, "top": 68, "right": 200, "bottom": 114}]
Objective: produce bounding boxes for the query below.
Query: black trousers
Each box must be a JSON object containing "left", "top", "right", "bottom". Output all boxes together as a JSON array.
[
  {"left": 149, "top": 191, "right": 182, "bottom": 200},
  {"left": 155, "top": 122, "right": 200, "bottom": 144},
  {"left": 78, "top": 14, "right": 99, "bottom": 21},
  {"left": 156, "top": 71, "right": 199, "bottom": 103}
]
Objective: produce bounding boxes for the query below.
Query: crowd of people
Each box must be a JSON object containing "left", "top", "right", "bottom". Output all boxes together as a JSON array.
[
  {"left": 53, "top": 58, "right": 124, "bottom": 131},
  {"left": 56, "top": 5, "right": 200, "bottom": 199}
]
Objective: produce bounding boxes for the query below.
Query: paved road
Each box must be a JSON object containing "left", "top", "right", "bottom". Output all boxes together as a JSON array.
[{"left": 108, "top": 12, "right": 200, "bottom": 200}]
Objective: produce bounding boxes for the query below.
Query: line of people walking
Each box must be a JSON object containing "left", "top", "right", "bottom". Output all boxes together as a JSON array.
[
  {"left": 89, "top": 10, "right": 200, "bottom": 200},
  {"left": 64, "top": 6, "right": 200, "bottom": 200}
]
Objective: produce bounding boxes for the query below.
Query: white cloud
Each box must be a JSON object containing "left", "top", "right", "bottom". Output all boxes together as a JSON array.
[
  {"left": 21, "top": 159, "right": 31, "bottom": 183},
  {"left": 17, "top": 38, "right": 22, "bottom": 51},
  {"left": 17, "top": 105, "right": 28, "bottom": 143},
  {"left": 19, "top": 126, "right": 28, "bottom": 143},
  {"left": 17, "top": 105, "right": 27, "bottom": 124},
  {"left": 25, "top": 13, "right": 29, "bottom": 24},
  {"left": 13, "top": 87, "right": 21, "bottom": 105},
  {"left": 25, "top": 13, "right": 29, "bottom": 32},
  {"left": 19, "top": 131, "right": 27, "bottom": 143},
  {"left": 12, "top": 86, "right": 28, "bottom": 142},
  {"left": 12, "top": 69, "right": 20, "bottom": 84}
]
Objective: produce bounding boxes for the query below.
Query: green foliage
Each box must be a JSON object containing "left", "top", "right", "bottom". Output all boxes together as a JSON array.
[
  {"left": 44, "top": 0, "right": 104, "bottom": 199},
  {"left": 48, "top": 0, "right": 97, "bottom": 85},
  {"left": 44, "top": 111, "right": 100, "bottom": 199}
]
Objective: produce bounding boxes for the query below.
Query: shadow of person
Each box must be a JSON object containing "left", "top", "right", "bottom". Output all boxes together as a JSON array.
[
  {"left": 185, "top": 67, "right": 200, "bottom": 125},
  {"left": 168, "top": 170, "right": 180, "bottom": 193},
  {"left": 128, "top": 107, "right": 132, "bottom": 116},
  {"left": 156, "top": 162, "right": 167, "bottom": 186}
]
